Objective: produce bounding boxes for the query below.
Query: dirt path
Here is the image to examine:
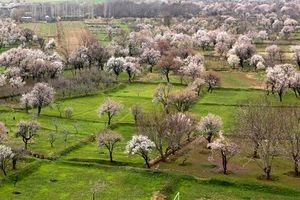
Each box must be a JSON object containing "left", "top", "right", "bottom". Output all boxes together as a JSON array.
[{"left": 63, "top": 22, "right": 86, "bottom": 53}]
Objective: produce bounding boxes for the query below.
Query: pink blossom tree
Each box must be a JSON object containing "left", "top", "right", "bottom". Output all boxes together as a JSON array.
[
  {"left": 98, "top": 98, "right": 123, "bottom": 126},
  {"left": 208, "top": 131, "right": 238, "bottom": 174},
  {"left": 96, "top": 129, "right": 123, "bottom": 162}
]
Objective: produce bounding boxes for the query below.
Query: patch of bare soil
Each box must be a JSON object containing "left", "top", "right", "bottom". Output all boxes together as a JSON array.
[
  {"left": 151, "top": 192, "right": 166, "bottom": 200},
  {"left": 63, "top": 22, "right": 89, "bottom": 53},
  {"left": 245, "top": 73, "right": 265, "bottom": 89}
]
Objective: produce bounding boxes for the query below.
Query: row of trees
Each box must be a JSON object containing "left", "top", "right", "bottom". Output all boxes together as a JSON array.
[
  {"left": 235, "top": 99, "right": 300, "bottom": 179},
  {"left": 95, "top": 95, "right": 300, "bottom": 179}
]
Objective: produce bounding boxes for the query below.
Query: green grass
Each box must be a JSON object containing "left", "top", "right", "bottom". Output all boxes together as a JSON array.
[
  {"left": 19, "top": 22, "right": 57, "bottom": 39},
  {"left": 61, "top": 124, "right": 159, "bottom": 167},
  {"left": 0, "top": 162, "right": 172, "bottom": 200},
  {"left": 0, "top": 161, "right": 299, "bottom": 200}
]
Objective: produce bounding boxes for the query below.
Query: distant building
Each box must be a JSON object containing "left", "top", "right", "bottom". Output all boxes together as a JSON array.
[{"left": 20, "top": 16, "right": 32, "bottom": 22}]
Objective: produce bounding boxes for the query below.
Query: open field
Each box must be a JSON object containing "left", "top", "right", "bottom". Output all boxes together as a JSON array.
[{"left": 19, "top": 22, "right": 57, "bottom": 40}]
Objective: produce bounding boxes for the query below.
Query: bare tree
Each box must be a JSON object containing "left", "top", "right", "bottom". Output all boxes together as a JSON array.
[
  {"left": 16, "top": 121, "right": 40, "bottom": 150},
  {"left": 153, "top": 83, "right": 172, "bottom": 114},
  {"left": 130, "top": 105, "right": 143, "bottom": 124},
  {"left": 169, "top": 88, "right": 197, "bottom": 112},
  {"left": 165, "top": 112, "right": 193, "bottom": 154},
  {"left": 96, "top": 129, "right": 123, "bottom": 162},
  {"left": 138, "top": 111, "right": 168, "bottom": 160},
  {"left": 205, "top": 71, "right": 220, "bottom": 93},
  {"left": 235, "top": 98, "right": 283, "bottom": 180},
  {"left": 281, "top": 107, "right": 300, "bottom": 176},
  {"left": 157, "top": 53, "right": 177, "bottom": 83},
  {"left": 48, "top": 132, "right": 56, "bottom": 148}
]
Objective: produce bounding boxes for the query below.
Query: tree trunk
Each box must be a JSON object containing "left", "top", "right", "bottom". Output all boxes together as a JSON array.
[
  {"left": 143, "top": 156, "right": 150, "bottom": 168},
  {"left": 294, "top": 159, "right": 299, "bottom": 176},
  {"left": 207, "top": 85, "right": 213, "bottom": 93},
  {"left": 222, "top": 152, "right": 227, "bottom": 174},
  {"left": 207, "top": 133, "right": 212, "bottom": 144},
  {"left": 264, "top": 166, "right": 271, "bottom": 180},
  {"left": 12, "top": 158, "right": 17, "bottom": 170},
  {"left": 1, "top": 166, "right": 7, "bottom": 176},
  {"left": 207, "top": 132, "right": 213, "bottom": 149},
  {"left": 128, "top": 73, "right": 132, "bottom": 83},
  {"left": 293, "top": 88, "right": 298, "bottom": 97},
  {"left": 24, "top": 140, "right": 28, "bottom": 150},
  {"left": 107, "top": 113, "right": 111, "bottom": 126},
  {"left": 109, "top": 151, "right": 113, "bottom": 162},
  {"left": 279, "top": 91, "right": 283, "bottom": 102},
  {"left": 240, "top": 59, "right": 244, "bottom": 68},
  {"left": 253, "top": 143, "right": 259, "bottom": 158},
  {"left": 38, "top": 106, "right": 42, "bottom": 116},
  {"left": 134, "top": 115, "right": 137, "bottom": 124},
  {"left": 166, "top": 73, "right": 170, "bottom": 83},
  {"left": 149, "top": 65, "right": 153, "bottom": 73}
]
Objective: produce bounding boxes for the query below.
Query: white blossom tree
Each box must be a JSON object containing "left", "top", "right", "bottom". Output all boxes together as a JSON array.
[
  {"left": 266, "top": 64, "right": 296, "bottom": 101},
  {"left": 250, "top": 54, "right": 265, "bottom": 70},
  {"left": 0, "top": 48, "right": 63, "bottom": 80},
  {"left": 98, "top": 98, "right": 123, "bottom": 125},
  {"left": 0, "top": 122, "right": 7, "bottom": 143},
  {"left": 266, "top": 45, "right": 283, "bottom": 65},
  {"left": 0, "top": 145, "right": 14, "bottom": 176},
  {"left": 229, "top": 36, "right": 256, "bottom": 68},
  {"left": 190, "top": 78, "right": 206, "bottom": 96},
  {"left": 20, "top": 93, "right": 32, "bottom": 113},
  {"left": 291, "top": 46, "right": 300, "bottom": 68},
  {"left": 0, "top": 19, "right": 23, "bottom": 48},
  {"left": 106, "top": 57, "right": 125, "bottom": 79},
  {"left": 198, "top": 113, "right": 222, "bottom": 144},
  {"left": 125, "top": 135, "right": 155, "bottom": 168},
  {"left": 24, "top": 82, "right": 55, "bottom": 116},
  {"left": 69, "top": 46, "right": 90, "bottom": 71},
  {"left": 140, "top": 48, "right": 161, "bottom": 73},
  {"left": 179, "top": 60, "right": 205, "bottom": 81},
  {"left": 193, "top": 29, "right": 211, "bottom": 50},
  {"left": 0, "top": 74, "right": 6, "bottom": 87},
  {"left": 227, "top": 54, "right": 240, "bottom": 68},
  {"left": 124, "top": 57, "right": 141, "bottom": 83}
]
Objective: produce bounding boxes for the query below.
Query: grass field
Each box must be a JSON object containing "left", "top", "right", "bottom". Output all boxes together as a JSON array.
[{"left": 0, "top": 161, "right": 299, "bottom": 199}]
